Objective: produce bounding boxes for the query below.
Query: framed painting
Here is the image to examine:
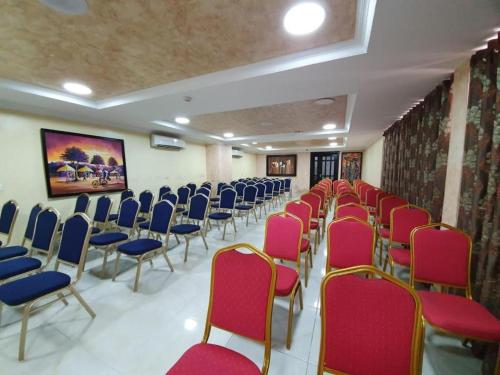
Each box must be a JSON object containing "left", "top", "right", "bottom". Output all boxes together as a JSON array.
[
  {"left": 266, "top": 154, "right": 297, "bottom": 177},
  {"left": 341, "top": 152, "right": 362, "bottom": 182},
  {"left": 41, "top": 129, "right": 128, "bottom": 198}
]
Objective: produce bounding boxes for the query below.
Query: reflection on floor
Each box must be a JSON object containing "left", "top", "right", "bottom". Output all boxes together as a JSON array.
[{"left": 0, "top": 196, "right": 482, "bottom": 374}]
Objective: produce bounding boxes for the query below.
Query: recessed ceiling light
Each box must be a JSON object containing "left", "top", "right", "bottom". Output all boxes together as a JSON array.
[
  {"left": 63, "top": 82, "right": 92, "bottom": 96},
  {"left": 328, "top": 136, "right": 336, "bottom": 140},
  {"left": 323, "top": 123, "right": 337, "bottom": 130},
  {"left": 265, "top": 145, "right": 273, "bottom": 150},
  {"left": 174, "top": 116, "right": 190, "bottom": 125},
  {"left": 223, "top": 132, "right": 234, "bottom": 138},
  {"left": 283, "top": 2, "right": 326, "bottom": 36},
  {"left": 314, "top": 97, "right": 335, "bottom": 105},
  {"left": 241, "top": 143, "right": 249, "bottom": 147},
  {"left": 329, "top": 142, "right": 338, "bottom": 147},
  {"left": 252, "top": 142, "right": 258, "bottom": 145}
]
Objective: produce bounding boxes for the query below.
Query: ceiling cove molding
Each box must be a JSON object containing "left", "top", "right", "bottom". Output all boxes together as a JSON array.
[{"left": 0, "top": 0, "right": 376, "bottom": 110}]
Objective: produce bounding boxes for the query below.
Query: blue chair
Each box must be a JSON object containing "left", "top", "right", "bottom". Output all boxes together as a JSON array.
[
  {"left": 255, "top": 183, "right": 267, "bottom": 218},
  {"left": 113, "top": 200, "right": 175, "bottom": 292},
  {"left": 0, "top": 208, "right": 60, "bottom": 263},
  {"left": 91, "top": 195, "right": 113, "bottom": 234},
  {"left": 201, "top": 182, "right": 212, "bottom": 191},
  {"left": 264, "top": 181, "right": 275, "bottom": 209},
  {"left": 58, "top": 193, "right": 90, "bottom": 232},
  {"left": 139, "top": 192, "right": 178, "bottom": 236},
  {"left": 20, "top": 203, "right": 43, "bottom": 247},
  {"left": 108, "top": 189, "right": 134, "bottom": 222},
  {"left": 170, "top": 194, "right": 209, "bottom": 262},
  {"left": 177, "top": 186, "right": 190, "bottom": 216},
  {"left": 186, "top": 183, "right": 196, "bottom": 197},
  {"left": 230, "top": 181, "right": 237, "bottom": 187},
  {"left": 235, "top": 182, "right": 246, "bottom": 203},
  {"left": 196, "top": 187, "right": 211, "bottom": 198},
  {"left": 136, "top": 190, "right": 155, "bottom": 225},
  {"left": 0, "top": 213, "right": 95, "bottom": 361},
  {"left": 89, "top": 198, "right": 140, "bottom": 275},
  {"left": 284, "top": 178, "right": 292, "bottom": 199},
  {"left": 272, "top": 180, "right": 281, "bottom": 206},
  {"left": 0, "top": 200, "right": 19, "bottom": 247},
  {"left": 207, "top": 188, "right": 237, "bottom": 240},
  {"left": 158, "top": 185, "right": 171, "bottom": 201},
  {"left": 210, "top": 182, "right": 225, "bottom": 202},
  {"left": 210, "top": 185, "right": 231, "bottom": 210},
  {"left": 235, "top": 186, "right": 258, "bottom": 226}
]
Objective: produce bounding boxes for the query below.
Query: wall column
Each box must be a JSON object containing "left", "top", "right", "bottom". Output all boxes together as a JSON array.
[{"left": 206, "top": 144, "right": 232, "bottom": 183}]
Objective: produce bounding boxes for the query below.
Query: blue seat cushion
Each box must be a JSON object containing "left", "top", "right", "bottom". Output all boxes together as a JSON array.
[
  {"left": 210, "top": 197, "right": 220, "bottom": 202},
  {"left": 0, "top": 257, "right": 42, "bottom": 280},
  {"left": 171, "top": 224, "right": 201, "bottom": 235},
  {"left": 264, "top": 196, "right": 273, "bottom": 200},
  {"left": 136, "top": 217, "right": 147, "bottom": 223},
  {"left": 0, "top": 271, "right": 71, "bottom": 306},
  {"left": 90, "top": 232, "right": 128, "bottom": 246},
  {"left": 108, "top": 214, "right": 118, "bottom": 222},
  {"left": 91, "top": 227, "right": 101, "bottom": 234},
  {"left": 139, "top": 221, "right": 150, "bottom": 229},
  {"left": 256, "top": 200, "right": 264, "bottom": 204},
  {"left": 236, "top": 205, "right": 253, "bottom": 210},
  {"left": 209, "top": 212, "right": 232, "bottom": 220},
  {"left": 236, "top": 197, "right": 243, "bottom": 202},
  {"left": 182, "top": 211, "right": 189, "bottom": 216},
  {"left": 0, "top": 246, "right": 28, "bottom": 261},
  {"left": 118, "top": 239, "right": 162, "bottom": 256},
  {"left": 176, "top": 207, "right": 185, "bottom": 213},
  {"left": 273, "top": 192, "right": 279, "bottom": 196},
  {"left": 210, "top": 203, "right": 220, "bottom": 209}
]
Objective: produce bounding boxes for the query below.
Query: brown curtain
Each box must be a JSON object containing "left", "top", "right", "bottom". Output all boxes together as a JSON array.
[
  {"left": 457, "top": 35, "right": 500, "bottom": 375},
  {"left": 381, "top": 78, "right": 453, "bottom": 221}
]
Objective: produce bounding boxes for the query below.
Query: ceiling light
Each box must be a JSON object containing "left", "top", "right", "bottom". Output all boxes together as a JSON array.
[
  {"left": 328, "top": 136, "right": 336, "bottom": 140},
  {"left": 223, "top": 132, "right": 234, "bottom": 138},
  {"left": 283, "top": 2, "right": 326, "bottom": 36},
  {"left": 329, "top": 142, "right": 338, "bottom": 147},
  {"left": 252, "top": 142, "right": 258, "bottom": 145},
  {"left": 314, "top": 97, "right": 335, "bottom": 105},
  {"left": 241, "top": 143, "right": 249, "bottom": 147},
  {"left": 63, "top": 82, "right": 92, "bottom": 96},
  {"left": 183, "top": 318, "right": 197, "bottom": 331},
  {"left": 323, "top": 123, "right": 337, "bottom": 130},
  {"left": 265, "top": 145, "right": 273, "bottom": 150},
  {"left": 174, "top": 116, "right": 190, "bottom": 125}
]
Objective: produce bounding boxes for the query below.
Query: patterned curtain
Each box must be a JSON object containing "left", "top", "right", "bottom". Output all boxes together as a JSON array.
[
  {"left": 457, "top": 35, "right": 500, "bottom": 375},
  {"left": 381, "top": 78, "right": 453, "bottom": 221}
]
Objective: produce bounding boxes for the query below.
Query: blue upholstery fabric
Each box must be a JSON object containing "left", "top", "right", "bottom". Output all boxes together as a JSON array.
[
  {"left": 208, "top": 212, "right": 232, "bottom": 220},
  {"left": 0, "top": 271, "right": 71, "bottom": 306},
  {"left": 256, "top": 200, "right": 264, "bottom": 205},
  {"left": 163, "top": 193, "right": 178, "bottom": 207},
  {"left": 117, "top": 199, "right": 139, "bottom": 228},
  {"left": 108, "top": 213, "right": 118, "bottom": 222},
  {"left": 196, "top": 187, "right": 211, "bottom": 197},
  {"left": 90, "top": 232, "right": 128, "bottom": 246},
  {"left": 284, "top": 178, "right": 291, "bottom": 191},
  {"left": 256, "top": 183, "right": 266, "bottom": 199},
  {"left": 94, "top": 196, "right": 111, "bottom": 223},
  {"left": 236, "top": 205, "right": 253, "bottom": 210},
  {"left": 264, "top": 181, "right": 274, "bottom": 196},
  {"left": 243, "top": 186, "right": 257, "bottom": 202},
  {"left": 219, "top": 189, "right": 236, "bottom": 210},
  {"left": 58, "top": 215, "right": 90, "bottom": 265},
  {"left": 74, "top": 194, "right": 89, "bottom": 213},
  {"left": 139, "top": 221, "right": 150, "bottom": 229},
  {"left": 177, "top": 187, "right": 190, "bottom": 205},
  {"left": 235, "top": 183, "right": 246, "bottom": 197},
  {"left": 118, "top": 238, "right": 162, "bottom": 256},
  {"left": 121, "top": 190, "right": 134, "bottom": 202},
  {"left": 0, "top": 200, "right": 17, "bottom": 235},
  {"left": 210, "top": 203, "right": 220, "bottom": 209},
  {"left": 0, "top": 257, "right": 42, "bottom": 280},
  {"left": 186, "top": 183, "right": 196, "bottom": 197},
  {"left": 176, "top": 207, "right": 185, "bottom": 213},
  {"left": 273, "top": 181, "right": 280, "bottom": 193},
  {"left": 91, "top": 227, "right": 101, "bottom": 234},
  {"left": 187, "top": 195, "right": 208, "bottom": 221},
  {"left": 139, "top": 191, "right": 154, "bottom": 214},
  {"left": 24, "top": 205, "right": 42, "bottom": 241},
  {"left": 32, "top": 209, "right": 58, "bottom": 251},
  {"left": 171, "top": 224, "right": 200, "bottom": 235},
  {"left": 159, "top": 186, "right": 171, "bottom": 199},
  {"left": 136, "top": 217, "right": 147, "bottom": 223},
  {"left": 210, "top": 197, "right": 220, "bottom": 202},
  {"left": 0, "top": 246, "right": 28, "bottom": 261},
  {"left": 149, "top": 201, "right": 174, "bottom": 234},
  {"left": 216, "top": 182, "right": 225, "bottom": 196}
]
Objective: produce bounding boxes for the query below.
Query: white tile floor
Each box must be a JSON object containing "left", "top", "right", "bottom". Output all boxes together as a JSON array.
[{"left": 0, "top": 197, "right": 482, "bottom": 374}]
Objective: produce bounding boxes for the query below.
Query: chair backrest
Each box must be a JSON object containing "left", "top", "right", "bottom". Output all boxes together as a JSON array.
[
  {"left": 326, "top": 217, "right": 375, "bottom": 271},
  {"left": 138, "top": 190, "right": 154, "bottom": 214},
  {"left": 337, "top": 192, "right": 360, "bottom": 206},
  {"left": 246, "top": 180, "right": 255, "bottom": 185},
  {"left": 284, "top": 178, "right": 291, "bottom": 189},
  {"left": 31, "top": 207, "right": 60, "bottom": 256},
  {"left": 23, "top": 203, "right": 43, "bottom": 243},
  {"left": 410, "top": 223, "right": 472, "bottom": 297},
  {"left": 74, "top": 193, "right": 90, "bottom": 214},
  {"left": 57, "top": 213, "right": 92, "bottom": 279},
  {"left": 263, "top": 212, "right": 302, "bottom": 264},
  {"left": 332, "top": 179, "right": 340, "bottom": 194},
  {"left": 272, "top": 180, "right": 280, "bottom": 193},
  {"left": 201, "top": 183, "right": 212, "bottom": 191},
  {"left": 235, "top": 182, "right": 246, "bottom": 197},
  {"left": 243, "top": 185, "right": 257, "bottom": 203},
  {"left": 390, "top": 205, "right": 431, "bottom": 245},
  {"left": 319, "top": 266, "right": 423, "bottom": 375},
  {"left": 117, "top": 198, "right": 140, "bottom": 229},
  {"left": 0, "top": 200, "right": 19, "bottom": 244},
  {"left": 335, "top": 203, "right": 369, "bottom": 222},
  {"left": 149, "top": 200, "right": 175, "bottom": 236},
  {"left": 311, "top": 188, "right": 326, "bottom": 209},
  {"left": 93, "top": 195, "right": 112, "bottom": 224},
  {"left": 365, "top": 187, "right": 381, "bottom": 208},
  {"left": 375, "top": 191, "right": 391, "bottom": 214},
  {"left": 120, "top": 189, "right": 134, "bottom": 202},
  {"left": 187, "top": 194, "right": 209, "bottom": 221},
  {"left": 285, "top": 200, "right": 311, "bottom": 234},
  {"left": 216, "top": 182, "right": 225, "bottom": 195},
  {"left": 379, "top": 196, "right": 408, "bottom": 226},
  {"left": 255, "top": 183, "right": 266, "bottom": 198},
  {"left": 177, "top": 186, "right": 190, "bottom": 205},
  {"left": 359, "top": 184, "right": 372, "bottom": 204},
  {"left": 204, "top": 243, "right": 276, "bottom": 374},
  {"left": 162, "top": 193, "right": 178, "bottom": 207},
  {"left": 196, "top": 187, "right": 211, "bottom": 197},
  {"left": 300, "top": 192, "right": 321, "bottom": 219},
  {"left": 219, "top": 188, "right": 237, "bottom": 210},
  {"left": 264, "top": 181, "right": 274, "bottom": 195},
  {"left": 159, "top": 185, "right": 171, "bottom": 199},
  {"left": 230, "top": 180, "right": 237, "bottom": 187},
  {"left": 186, "top": 183, "right": 197, "bottom": 197}
]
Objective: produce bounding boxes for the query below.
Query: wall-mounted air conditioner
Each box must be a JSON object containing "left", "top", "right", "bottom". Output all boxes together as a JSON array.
[
  {"left": 232, "top": 148, "right": 243, "bottom": 158},
  {"left": 150, "top": 134, "right": 186, "bottom": 150}
]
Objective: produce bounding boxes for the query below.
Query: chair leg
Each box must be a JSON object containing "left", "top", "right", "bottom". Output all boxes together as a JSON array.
[
  {"left": 322, "top": 217, "right": 326, "bottom": 239},
  {"left": 133, "top": 259, "right": 143, "bottom": 292},
  {"left": 383, "top": 254, "right": 389, "bottom": 272},
  {"left": 174, "top": 234, "right": 180, "bottom": 245},
  {"left": 101, "top": 250, "right": 109, "bottom": 275},
  {"left": 18, "top": 302, "right": 33, "bottom": 361},
  {"left": 314, "top": 230, "right": 319, "bottom": 254},
  {"left": 253, "top": 208, "right": 258, "bottom": 223},
  {"left": 222, "top": 221, "right": 227, "bottom": 240},
  {"left": 163, "top": 251, "right": 174, "bottom": 272},
  {"left": 0, "top": 302, "right": 3, "bottom": 326},
  {"left": 112, "top": 252, "right": 121, "bottom": 281},
  {"left": 494, "top": 345, "right": 500, "bottom": 375},
  {"left": 378, "top": 236, "right": 384, "bottom": 266},
  {"left": 232, "top": 217, "right": 237, "bottom": 233},
  {"left": 69, "top": 285, "right": 96, "bottom": 318},
  {"left": 57, "top": 292, "right": 69, "bottom": 306},
  {"left": 298, "top": 283, "right": 303, "bottom": 310},
  {"left": 246, "top": 211, "right": 250, "bottom": 226},
  {"left": 200, "top": 231, "right": 209, "bottom": 250},
  {"left": 304, "top": 254, "right": 309, "bottom": 288},
  {"left": 286, "top": 292, "right": 295, "bottom": 350},
  {"left": 184, "top": 237, "right": 190, "bottom": 263}
]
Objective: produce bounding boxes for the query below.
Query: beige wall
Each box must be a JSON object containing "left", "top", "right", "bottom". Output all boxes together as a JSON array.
[
  {"left": 231, "top": 152, "right": 257, "bottom": 180},
  {"left": 361, "top": 137, "right": 384, "bottom": 187},
  {"left": 0, "top": 110, "right": 207, "bottom": 243},
  {"left": 206, "top": 144, "right": 232, "bottom": 183}
]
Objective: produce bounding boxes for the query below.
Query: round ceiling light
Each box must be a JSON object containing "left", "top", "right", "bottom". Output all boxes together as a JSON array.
[
  {"left": 174, "top": 116, "right": 190, "bottom": 125},
  {"left": 329, "top": 142, "right": 338, "bottom": 147},
  {"left": 39, "top": 0, "right": 89, "bottom": 15},
  {"left": 63, "top": 82, "right": 92, "bottom": 96},
  {"left": 265, "top": 145, "right": 273, "bottom": 150},
  {"left": 314, "top": 97, "right": 335, "bottom": 105},
  {"left": 223, "top": 132, "right": 234, "bottom": 138},
  {"left": 283, "top": 2, "right": 326, "bottom": 36},
  {"left": 328, "top": 136, "right": 337, "bottom": 140},
  {"left": 252, "top": 142, "right": 258, "bottom": 145},
  {"left": 323, "top": 123, "right": 337, "bottom": 130}
]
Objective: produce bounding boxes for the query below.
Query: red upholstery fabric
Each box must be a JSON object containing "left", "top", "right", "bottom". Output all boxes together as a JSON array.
[
  {"left": 275, "top": 264, "right": 298, "bottom": 296},
  {"left": 328, "top": 220, "right": 374, "bottom": 269},
  {"left": 332, "top": 180, "right": 339, "bottom": 194},
  {"left": 418, "top": 291, "right": 500, "bottom": 341},
  {"left": 323, "top": 275, "right": 417, "bottom": 375},
  {"left": 336, "top": 204, "right": 369, "bottom": 222},
  {"left": 319, "top": 211, "right": 326, "bottom": 219},
  {"left": 391, "top": 207, "right": 430, "bottom": 244},
  {"left": 379, "top": 226, "right": 390, "bottom": 238},
  {"left": 310, "top": 221, "right": 319, "bottom": 230},
  {"left": 337, "top": 194, "right": 360, "bottom": 206},
  {"left": 389, "top": 247, "right": 411, "bottom": 266},
  {"left": 264, "top": 215, "right": 301, "bottom": 262},
  {"left": 311, "top": 188, "right": 326, "bottom": 207},
  {"left": 210, "top": 250, "right": 272, "bottom": 342},
  {"left": 300, "top": 239, "right": 310, "bottom": 252},
  {"left": 285, "top": 201, "right": 311, "bottom": 233},
  {"left": 412, "top": 227, "right": 469, "bottom": 287},
  {"left": 167, "top": 343, "right": 260, "bottom": 375},
  {"left": 300, "top": 193, "right": 321, "bottom": 220},
  {"left": 359, "top": 184, "right": 373, "bottom": 204},
  {"left": 365, "top": 188, "right": 381, "bottom": 208},
  {"left": 379, "top": 196, "right": 408, "bottom": 226}
]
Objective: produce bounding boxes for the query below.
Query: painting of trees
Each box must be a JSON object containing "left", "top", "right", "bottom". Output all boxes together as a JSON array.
[
  {"left": 60, "top": 147, "right": 89, "bottom": 181},
  {"left": 90, "top": 154, "right": 105, "bottom": 166},
  {"left": 108, "top": 156, "right": 118, "bottom": 168}
]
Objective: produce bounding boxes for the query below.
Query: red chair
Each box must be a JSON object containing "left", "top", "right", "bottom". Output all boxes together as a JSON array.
[
  {"left": 337, "top": 192, "right": 360, "bottom": 206},
  {"left": 410, "top": 224, "right": 500, "bottom": 374},
  {"left": 300, "top": 192, "right": 322, "bottom": 254},
  {"left": 167, "top": 243, "right": 276, "bottom": 375},
  {"left": 263, "top": 212, "right": 303, "bottom": 349},
  {"left": 311, "top": 187, "right": 328, "bottom": 237},
  {"left": 326, "top": 217, "right": 375, "bottom": 272},
  {"left": 358, "top": 183, "right": 373, "bottom": 205},
  {"left": 365, "top": 187, "right": 382, "bottom": 216},
  {"left": 285, "top": 200, "right": 313, "bottom": 287},
  {"left": 335, "top": 203, "right": 369, "bottom": 222},
  {"left": 376, "top": 195, "right": 408, "bottom": 265},
  {"left": 318, "top": 266, "right": 424, "bottom": 375},
  {"left": 383, "top": 205, "right": 431, "bottom": 276},
  {"left": 332, "top": 180, "right": 340, "bottom": 196}
]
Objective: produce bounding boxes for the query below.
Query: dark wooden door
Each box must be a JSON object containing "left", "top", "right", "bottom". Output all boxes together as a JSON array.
[{"left": 309, "top": 152, "right": 339, "bottom": 188}]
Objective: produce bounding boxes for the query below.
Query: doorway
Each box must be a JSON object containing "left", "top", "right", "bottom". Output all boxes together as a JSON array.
[{"left": 309, "top": 152, "right": 339, "bottom": 188}]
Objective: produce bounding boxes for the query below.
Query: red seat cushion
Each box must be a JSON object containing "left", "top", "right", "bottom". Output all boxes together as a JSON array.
[
  {"left": 167, "top": 343, "right": 260, "bottom": 375},
  {"left": 275, "top": 264, "right": 299, "bottom": 297},
  {"left": 389, "top": 248, "right": 410, "bottom": 266},
  {"left": 319, "top": 211, "right": 326, "bottom": 218},
  {"left": 310, "top": 221, "right": 319, "bottom": 230},
  {"left": 300, "top": 239, "right": 310, "bottom": 252},
  {"left": 418, "top": 291, "right": 500, "bottom": 341},
  {"left": 379, "top": 226, "right": 390, "bottom": 238}
]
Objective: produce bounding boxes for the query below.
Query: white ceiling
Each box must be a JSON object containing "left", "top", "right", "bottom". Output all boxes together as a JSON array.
[{"left": 0, "top": 0, "right": 499, "bottom": 154}]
